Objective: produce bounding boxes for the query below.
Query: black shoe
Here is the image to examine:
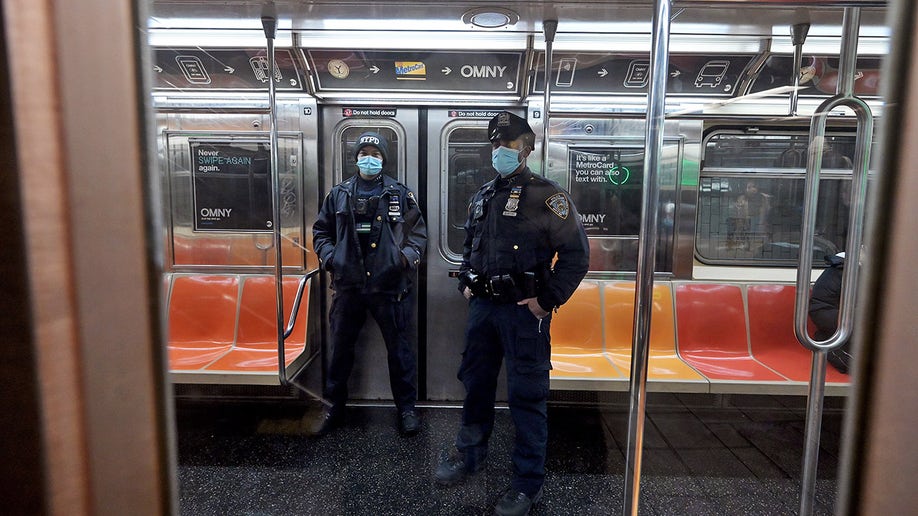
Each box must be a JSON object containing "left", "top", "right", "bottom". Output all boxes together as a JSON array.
[
  {"left": 399, "top": 410, "right": 421, "bottom": 436},
  {"left": 434, "top": 449, "right": 484, "bottom": 486},
  {"left": 313, "top": 409, "right": 343, "bottom": 436},
  {"left": 494, "top": 487, "right": 543, "bottom": 516}
]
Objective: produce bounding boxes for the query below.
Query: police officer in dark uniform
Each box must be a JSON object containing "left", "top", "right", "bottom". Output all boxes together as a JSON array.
[
  {"left": 809, "top": 252, "right": 852, "bottom": 373},
  {"left": 435, "top": 112, "right": 589, "bottom": 515},
  {"left": 312, "top": 132, "right": 427, "bottom": 436}
]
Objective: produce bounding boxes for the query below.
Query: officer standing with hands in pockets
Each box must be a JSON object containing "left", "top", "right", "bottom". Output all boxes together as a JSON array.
[
  {"left": 312, "top": 132, "right": 427, "bottom": 437},
  {"left": 435, "top": 112, "right": 590, "bottom": 515}
]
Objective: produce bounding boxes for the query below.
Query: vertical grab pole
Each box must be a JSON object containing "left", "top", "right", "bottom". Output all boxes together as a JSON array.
[
  {"left": 541, "top": 20, "right": 558, "bottom": 175},
  {"left": 262, "top": 15, "right": 288, "bottom": 384},
  {"left": 623, "top": 1, "right": 670, "bottom": 514},
  {"left": 795, "top": 7, "right": 872, "bottom": 516}
]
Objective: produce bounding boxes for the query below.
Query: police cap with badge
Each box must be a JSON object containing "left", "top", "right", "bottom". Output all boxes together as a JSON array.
[{"left": 488, "top": 111, "right": 534, "bottom": 143}]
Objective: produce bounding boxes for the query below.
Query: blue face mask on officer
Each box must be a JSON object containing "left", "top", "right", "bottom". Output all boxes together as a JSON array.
[
  {"left": 492, "top": 146, "right": 521, "bottom": 177},
  {"left": 354, "top": 131, "right": 389, "bottom": 178},
  {"left": 357, "top": 155, "right": 383, "bottom": 176}
]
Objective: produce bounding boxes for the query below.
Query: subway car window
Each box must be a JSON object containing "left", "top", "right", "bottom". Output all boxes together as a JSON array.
[
  {"left": 697, "top": 133, "right": 862, "bottom": 265},
  {"left": 340, "top": 126, "right": 399, "bottom": 181},
  {"left": 445, "top": 127, "right": 492, "bottom": 258}
]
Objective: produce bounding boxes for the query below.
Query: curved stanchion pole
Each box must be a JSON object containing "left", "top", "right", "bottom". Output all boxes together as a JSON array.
[
  {"left": 794, "top": 95, "right": 872, "bottom": 355},
  {"left": 793, "top": 10, "right": 873, "bottom": 516},
  {"left": 623, "top": 1, "right": 670, "bottom": 514},
  {"left": 795, "top": 92, "right": 872, "bottom": 516}
]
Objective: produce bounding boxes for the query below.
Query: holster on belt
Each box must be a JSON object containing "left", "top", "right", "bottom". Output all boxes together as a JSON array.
[{"left": 489, "top": 272, "right": 538, "bottom": 303}]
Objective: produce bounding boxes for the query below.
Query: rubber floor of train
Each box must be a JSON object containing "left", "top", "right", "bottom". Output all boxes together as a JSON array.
[{"left": 176, "top": 393, "right": 845, "bottom": 515}]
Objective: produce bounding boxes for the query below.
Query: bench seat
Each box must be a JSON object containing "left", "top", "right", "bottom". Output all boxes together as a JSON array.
[
  {"left": 167, "top": 274, "right": 311, "bottom": 384},
  {"left": 549, "top": 280, "right": 851, "bottom": 395}
]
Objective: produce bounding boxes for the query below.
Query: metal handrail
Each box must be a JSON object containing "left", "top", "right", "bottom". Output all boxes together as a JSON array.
[
  {"left": 284, "top": 269, "right": 320, "bottom": 340},
  {"left": 794, "top": 8, "right": 873, "bottom": 516},
  {"left": 793, "top": 94, "right": 872, "bottom": 354},
  {"left": 279, "top": 268, "right": 321, "bottom": 385}
]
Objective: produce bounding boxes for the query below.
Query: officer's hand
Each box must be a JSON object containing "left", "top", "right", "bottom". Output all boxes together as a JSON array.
[
  {"left": 463, "top": 286, "right": 473, "bottom": 300},
  {"left": 518, "top": 297, "right": 549, "bottom": 319}
]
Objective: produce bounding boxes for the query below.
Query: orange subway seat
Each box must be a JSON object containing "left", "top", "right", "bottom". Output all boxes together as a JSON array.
[
  {"left": 550, "top": 281, "right": 622, "bottom": 379},
  {"left": 675, "top": 283, "right": 785, "bottom": 382},
  {"left": 603, "top": 282, "right": 706, "bottom": 382},
  {"left": 747, "top": 284, "right": 850, "bottom": 384},
  {"left": 205, "top": 275, "right": 309, "bottom": 372},
  {"left": 168, "top": 275, "right": 239, "bottom": 370}
]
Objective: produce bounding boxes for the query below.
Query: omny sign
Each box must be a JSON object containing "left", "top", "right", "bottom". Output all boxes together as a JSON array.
[
  {"left": 306, "top": 49, "right": 523, "bottom": 94},
  {"left": 191, "top": 140, "right": 273, "bottom": 232},
  {"left": 459, "top": 65, "right": 508, "bottom": 78},
  {"left": 568, "top": 147, "right": 643, "bottom": 236}
]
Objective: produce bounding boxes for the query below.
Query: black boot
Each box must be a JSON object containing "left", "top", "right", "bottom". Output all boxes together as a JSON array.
[
  {"left": 313, "top": 409, "right": 344, "bottom": 437},
  {"left": 494, "top": 486, "right": 543, "bottom": 516},
  {"left": 399, "top": 410, "right": 421, "bottom": 436},
  {"left": 434, "top": 448, "right": 485, "bottom": 486}
]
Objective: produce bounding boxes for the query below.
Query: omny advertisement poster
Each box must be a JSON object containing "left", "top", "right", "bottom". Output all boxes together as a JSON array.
[
  {"left": 568, "top": 147, "right": 644, "bottom": 236},
  {"left": 191, "top": 140, "right": 273, "bottom": 231}
]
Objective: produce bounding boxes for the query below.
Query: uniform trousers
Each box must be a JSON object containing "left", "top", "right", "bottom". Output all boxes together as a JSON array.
[
  {"left": 456, "top": 297, "right": 552, "bottom": 498},
  {"left": 326, "top": 289, "right": 417, "bottom": 414}
]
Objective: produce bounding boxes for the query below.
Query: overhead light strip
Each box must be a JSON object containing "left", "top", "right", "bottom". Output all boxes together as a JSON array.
[{"left": 148, "top": 29, "right": 294, "bottom": 47}]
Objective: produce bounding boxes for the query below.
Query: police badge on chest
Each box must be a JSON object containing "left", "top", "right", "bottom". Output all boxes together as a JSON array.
[{"left": 503, "top": 185, "right": 523, "bottom": 217}]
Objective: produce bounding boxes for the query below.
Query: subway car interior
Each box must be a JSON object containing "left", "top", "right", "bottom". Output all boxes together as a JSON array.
[{"left": 4, "top": 0, "right": 918, "bottom": 515}]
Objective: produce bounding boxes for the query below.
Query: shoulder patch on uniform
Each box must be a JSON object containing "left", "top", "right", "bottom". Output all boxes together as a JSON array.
[{"left": 545, "top": 193, "right": 570, "bottom": 220}]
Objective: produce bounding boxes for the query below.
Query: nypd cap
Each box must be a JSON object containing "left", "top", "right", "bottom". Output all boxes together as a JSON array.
[
  {"left": 488, "top": 111, "right": 534, "bottom": 143},
  {"left": 354, "top": 132, "right": 389, "bottom": 165}
]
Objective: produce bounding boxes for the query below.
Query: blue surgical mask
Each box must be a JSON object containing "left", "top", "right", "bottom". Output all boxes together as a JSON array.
[
  {"left": 357, "top": 156, "right": 383, "bottom": 176},
  {"left": 491, "top": 146, "right": 521, "bottom": 177}
]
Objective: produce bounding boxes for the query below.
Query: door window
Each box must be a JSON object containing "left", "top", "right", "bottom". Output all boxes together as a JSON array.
[
  {"left": 339, "top": 126, "right": 400, "bottom": 181},
  {"left": 443, "top": 127, "right": 493, "bottom": 259}
]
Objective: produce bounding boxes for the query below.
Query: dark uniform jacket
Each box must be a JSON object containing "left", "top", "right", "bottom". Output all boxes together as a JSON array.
[
  {"left": 314, "top": 174, "right": 427, "bottom": 294},
  {"left": 460, "top": 167, "right": 590, "bottom": 312},
  {"left": 809, "top": 253, "right": 845, "bottom": 340}
]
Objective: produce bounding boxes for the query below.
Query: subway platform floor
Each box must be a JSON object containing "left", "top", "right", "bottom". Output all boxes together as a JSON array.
[{"left": 176, "top": 392, "right": 846, "bottom": 515}]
